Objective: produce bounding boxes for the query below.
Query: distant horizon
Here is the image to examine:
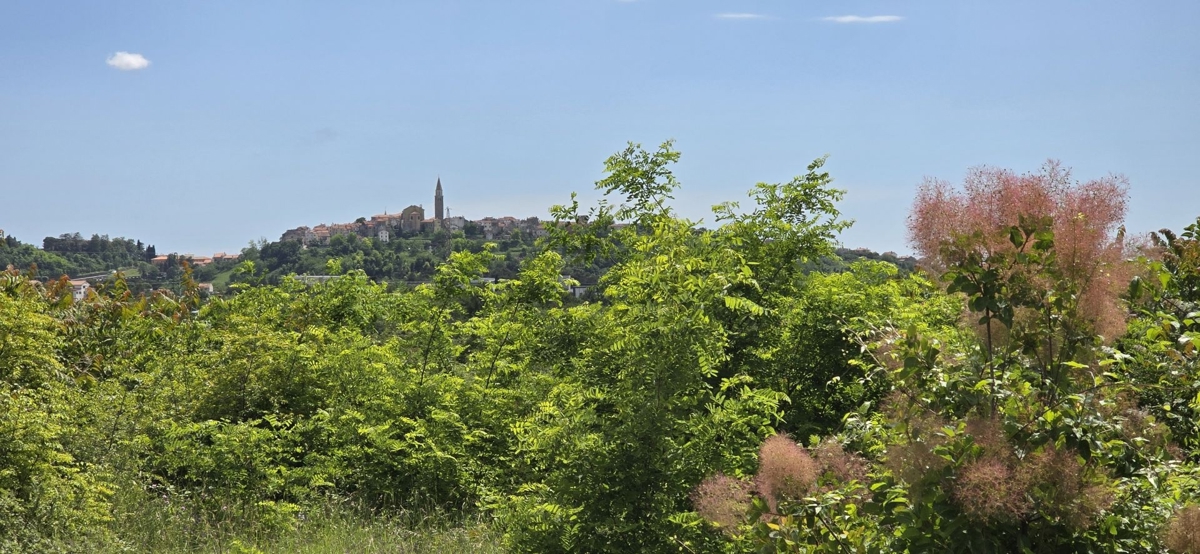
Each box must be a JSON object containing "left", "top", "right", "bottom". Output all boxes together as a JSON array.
[
  {"left": 2, "top": 171, "right": 922, "bottom": 257},
  {"left": 0, "top": 160, "right": 1188, "bottom": 258},
  {"left": 3, "top": 1, "right": 1197, "bottom": 256}
]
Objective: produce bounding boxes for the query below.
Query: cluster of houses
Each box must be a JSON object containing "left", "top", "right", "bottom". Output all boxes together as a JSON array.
[
  {"left": 279, "top": 204, "right": 472, "bottom": 245},
  {"left": 279, "top": 179, "right": 552, "bottom": 245},
  {"left": 148, "top": 251, "right": 240, "bottom": 268},
  {"left": 9, "top": 179, "right": 599, "bottom": 302}
]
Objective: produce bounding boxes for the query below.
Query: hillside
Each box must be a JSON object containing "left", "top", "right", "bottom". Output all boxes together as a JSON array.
[{"left": 3, "top": 225, "right": 919, "bottom": 297}]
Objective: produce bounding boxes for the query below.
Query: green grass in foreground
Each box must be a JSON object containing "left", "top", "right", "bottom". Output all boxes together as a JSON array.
[
  {"left": 197, "top": 519, "right": 502, "bottom": 554},
  {"left": 108, "top": 514, "right": 503, "bottom": 554},
  {"left": 102, "top": 488, "right": 505, "bottom": 554}
]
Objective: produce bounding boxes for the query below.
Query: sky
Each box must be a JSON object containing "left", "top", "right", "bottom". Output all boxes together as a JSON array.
[{"left": 1, "top": 1, "right": 1198, "bottom": 256}]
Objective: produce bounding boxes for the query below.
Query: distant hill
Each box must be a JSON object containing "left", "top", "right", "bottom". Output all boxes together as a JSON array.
[
  {"left": 803, "top": 247, "right": 920, "bottom": 275},
  {"left": 238, "top": 225, "right": 615, "bottom": 288},
  {"left": 0, "top": 233, "right": 238, "bottom": 294},
  {"left": 0, "top": 233, "right": 155, "bottom": 278},
  {"left": 241, "top": 225, "right": 917, "bottom": 290},
  {"left": 3, "top": 228, "right": 918, "bottom": 297}
]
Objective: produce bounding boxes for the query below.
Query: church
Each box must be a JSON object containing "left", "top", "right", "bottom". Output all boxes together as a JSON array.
[
  {"left": 280, "top": 178, "right": 454, "bottom": 245},
  {"left": 368, "top": 178, "right": 446, "bottom": 241}
]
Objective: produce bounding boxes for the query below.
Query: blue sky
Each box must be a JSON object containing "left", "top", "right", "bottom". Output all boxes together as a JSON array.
[{"left": 1, "top": 1, "right": 1197, "bottom": 256}]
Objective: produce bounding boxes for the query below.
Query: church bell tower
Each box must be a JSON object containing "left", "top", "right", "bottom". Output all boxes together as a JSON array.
[{"left": 435, "top": 177, "right": 444, "bottom": 221}]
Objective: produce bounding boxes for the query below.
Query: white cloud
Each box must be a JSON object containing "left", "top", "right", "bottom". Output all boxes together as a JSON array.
[
  {"left": 715, "top": 13, "right": 767, "bottom": 20},
  {"left": 822, "top": 15, "right": 904, "bottom": 24},
  {"left": 106, "top": 52, "right": 151, "bottom": 71}
]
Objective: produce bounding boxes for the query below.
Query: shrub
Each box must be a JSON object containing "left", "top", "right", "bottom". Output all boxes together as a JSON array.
[
  {"left": 908, "top": 161, "right": 1131, "bottom": 341},
  {"left": 690, "top": 473, "right": 753, "bottom": 532},
  {"left": 754, "top": 434, "right": 818, "bottom": 511}
]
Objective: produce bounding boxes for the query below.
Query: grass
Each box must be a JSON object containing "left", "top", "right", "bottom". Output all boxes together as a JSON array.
[
  {"left": 189, "top": 517, "right": 503, "bottom": 554},
  {"left": 211, "top": 268, "right": 234, "bottom": 291},
  {"left": 102, "top": 486, "right": 506, "bottom": 554},
  {"left": 269, "top": 524, "right": 496, "bottom": 554}
]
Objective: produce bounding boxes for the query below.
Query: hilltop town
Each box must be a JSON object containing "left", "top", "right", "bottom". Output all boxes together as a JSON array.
[
  {"left": 3, "top": 176, "right": 916, "bottom": 299},
  {"left": 279, "top": 178, "right": 548, "bottom": 245},
  {"left": 0, "top": 178, "right": 594, "bottom": 296}
]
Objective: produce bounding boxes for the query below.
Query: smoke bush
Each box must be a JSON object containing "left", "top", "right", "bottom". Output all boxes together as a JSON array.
[
  {"left": 1022, "top": 446, "right": 1112, "bottom": 530},
  {"left": 812, "top": 438, "right": 868, "bottom": 487},
  {"left": 907, "top": 161, "right": 1131, "bottom": 340},
  {"left": 952, "top": 458, "right": 1031, "bottom": 524},
  {"left": 690, "top": 473, "right": 753, "bottom": 532},
  {"left": 754, "top": 434, "right": 818, "bottom": 511}
]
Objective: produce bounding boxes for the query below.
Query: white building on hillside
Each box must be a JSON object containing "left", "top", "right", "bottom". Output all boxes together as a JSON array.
[{"left": 68, "top": 279, "right": 90, "bottom": 301}]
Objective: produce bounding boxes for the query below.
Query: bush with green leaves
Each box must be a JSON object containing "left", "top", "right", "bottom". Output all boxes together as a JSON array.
[
  {"left": 0, "top": 276, "right": 116, "bottom": 552},
  {"left": 692, "top": 198, "right": 1200, "bottom": 552}
]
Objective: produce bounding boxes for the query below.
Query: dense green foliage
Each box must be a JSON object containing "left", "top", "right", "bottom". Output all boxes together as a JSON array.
[
  {"left": 3, "top": 221, "right": 897, "bottom": 295},
  {"left": 0, "top": 233, "right": 155, "bottom": 279},
  {"left": 0, "top": 233, "right": 239, "bottom": 294},
  {"left": 2, "top": 143, "right": 1199, "bottom": 553},
  {"left": 693, "top": 214, "right": 1200, "bottom": 550},
  {"left": 248, "top": 229, "right": 519, "bottom": 284}
]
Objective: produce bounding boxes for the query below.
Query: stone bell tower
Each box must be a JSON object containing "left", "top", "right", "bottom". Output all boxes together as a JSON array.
[{"left": 434, "top": 177, "right": 444, "bottom": 222}]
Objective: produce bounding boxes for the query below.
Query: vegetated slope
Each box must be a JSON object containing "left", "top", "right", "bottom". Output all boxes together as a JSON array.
[
  {"left": 0, "top": 233, "right": 241, "bottom": 294},
  {"left": 3, "top": 220, "right": 914, "bottom": 295},
  {"left": 0, "top": 233, "right": 155, "bottom": 278}
]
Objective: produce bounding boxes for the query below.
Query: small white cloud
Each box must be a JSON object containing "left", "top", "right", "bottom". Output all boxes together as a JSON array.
[
  {"left": 822, "top": 15, "right": 904, "bottom": 24},
  {"left": 715, "top": 13, "right": 767, "bottom": 20},
  {"left": 106, "top": 52, "right": 151, "bottom": 71}
]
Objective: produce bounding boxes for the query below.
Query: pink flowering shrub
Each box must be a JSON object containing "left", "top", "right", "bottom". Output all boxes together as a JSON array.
[
  {"left": 691, "top": 473, "right": 753, "bottom": 533},
  {"left": 907, "top": 161, "right": 1131, "bottom": 340},
  {"left": 753, "top": 433, "right": 818, "bottom": 511}
]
